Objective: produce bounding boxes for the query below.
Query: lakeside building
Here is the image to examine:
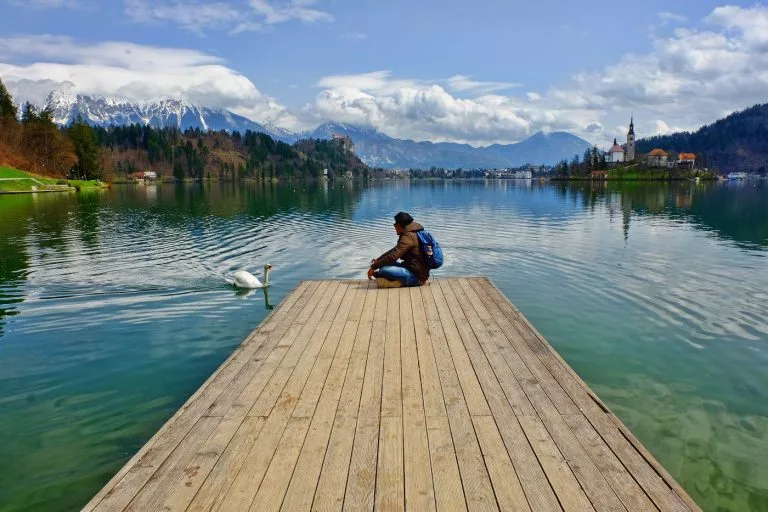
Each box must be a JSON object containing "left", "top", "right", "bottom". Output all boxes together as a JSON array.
[
  {"left": 678, "top": 153, "right": 696, "bottom": 169},
  {"left": 648, "top": 149, "right": 670, "bottom": 167},
  {"left": 607, "top": 139, "right": 625, "bottom": 164},
  {"left": 626, "top": 116, "right": 636, "bottom": 161},
  {"left": 604, "top": 116, "right": 636, "bottom": 164}
]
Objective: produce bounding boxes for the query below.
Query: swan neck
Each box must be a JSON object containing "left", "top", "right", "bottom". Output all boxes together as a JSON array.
[{"left": 264, "top": 268, "right": 270, "bottom": 286}]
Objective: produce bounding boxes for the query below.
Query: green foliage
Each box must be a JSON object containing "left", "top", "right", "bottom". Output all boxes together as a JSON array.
[
  {"left": 95, "top": 125, "right": 372, "bottom": 180},
  {"left": 67, "top": 117, "right": 101, "bottom": 180},
  {"left": 0, "top": 80, "right": 17, "bottom": 121},
  {"left": 636, "top": 103, "right": 768, "bottom": 174}
]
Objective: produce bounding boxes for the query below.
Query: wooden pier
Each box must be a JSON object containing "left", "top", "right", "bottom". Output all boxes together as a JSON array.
[{"left": 84, "top": 278, "right": 700, "bottom": 511}]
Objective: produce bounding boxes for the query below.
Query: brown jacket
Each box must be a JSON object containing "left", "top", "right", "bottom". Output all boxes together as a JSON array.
[{"left": 371, "top": 222, "right": 430, "bottom": 283}]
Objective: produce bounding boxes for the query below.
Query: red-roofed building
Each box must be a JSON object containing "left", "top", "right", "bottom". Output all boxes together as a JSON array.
[
  {"left": 678, "top": 153, "right": 696, "bottom": 169},
  {"left": 648, "top": 149, "right": 669, "bottom": 167}
]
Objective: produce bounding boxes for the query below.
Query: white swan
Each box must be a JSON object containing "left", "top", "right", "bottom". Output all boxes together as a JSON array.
[{"left": 230, "top": 264, "right": 272, "bottom": 289}]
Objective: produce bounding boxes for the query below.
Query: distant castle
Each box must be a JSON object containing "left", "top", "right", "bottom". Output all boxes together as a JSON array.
[
  {"left": 606, "top": 116, "right": 636, "bottom": 164},
  {"left": 332, "top": 133, "right": 355, "bottom": 154}
]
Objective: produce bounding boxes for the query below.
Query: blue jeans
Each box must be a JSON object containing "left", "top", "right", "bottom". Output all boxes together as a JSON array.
[{"left": 375, "top": 264, "right": 421, "bottom": 287}]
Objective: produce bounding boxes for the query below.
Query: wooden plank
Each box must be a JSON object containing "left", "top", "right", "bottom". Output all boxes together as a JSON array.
[
  {"left": 375, "top": 416, "right": 404, "bottom": 511},
  {"left": 310, "top": 415, "right": 359, "bottom": 512},
  {"left": 278, "top": 283, "right": 373, "bottom": 511},
  {"left": 206, "top": 280, "right": 322, "bottom": 417},
  {"left": 423, "top": 283, "right": 498, "bottom": 512},
  {"left": 518, "top": 378, "right": 627, "bottom": 512},
  {"left": 249, "top": 416, "right": 311, "bottom": 511},
  {"left": 428, "top": 281, "right": 491, "bottom": 417},
  {"left": 216, "top": 282, "right": 350, "bottom": 511},
  {"left": 473, "top": 416, "right": 531, "bottom": 512},
  {"left": 226, "top": 283, "right": 328, "bottom": 417},
  {"left": 412, "top": 287, "right": 466, "bottom": 512},
  {"left": 185, "top": 416, "right": 267, "bottom": 512},
  {"left": 425, "top": 414, "right": 467, "bottom": 512},
  {"left": 437, "top": 280, "right": 562, "bottom": 512},
  {"left": 465, "top": 278, "right": 579, "bottom": 417},
  {"left": 478, "top": 279, "right": 693, "bottom": 512},
  {"left": 564, "top": 414, "right": 657, "bottom": 512},
  {"left": 448, "top": 408, "right": 499, "bottom": 512},
  {"left": 517, "top": 415, "right": 596, "bottom": 512},
  {"left": 158, "top": 410, "right": 253, "bottom": 512},
  {"left": 381, "top": 288, "right": 402, "bottom": 418},
  {"left": 344, "top": 287, "right": 386, "bottom": 512},
  {"left": 509, "top": 290, "right": 699, "bottom": 512},
  {"left": 400, "top": 287, "right": 437, "bottom": 511},
  {"left": 248, "top": 281, "right": 345, "bottom": 418},
  {"left": 85, "top": 278, "right": 699, "bottom": 512},
  {"left": 165, "top": 283, "right": 329, "bottom": 512},
  {"left": 291, "top": 282, "right": 362, "bottom": 419},
  {"left": 86, "top": 281, "right": 316, "bottom": 512},
  {"left": 409, "top": 286, "right": 445, "bottom": 418},
  {"left": 122, "top": 416, "right": 220, "bottom": 512},
  {"left": 449, "top": 279, "right": 535, "bottom": 416},
  {"left": 420, "top": 285, "right": 471, "bottom": 413},
  {"left": 310, "top": 284, "right": 377, "bottom": 512},
  {"left": 459, "top": 279, "right": 626, "bottom": 512}
]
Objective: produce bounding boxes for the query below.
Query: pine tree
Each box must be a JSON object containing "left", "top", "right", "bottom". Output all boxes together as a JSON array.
[
  {"left": 67, "top": 116, "right": 100, "bottom": 180},
  {"left": 21, "top": 102, "right": 38, "bottom": 124},
  {"left": 0, "top": 79, "right": 18, "bottom": 121}
]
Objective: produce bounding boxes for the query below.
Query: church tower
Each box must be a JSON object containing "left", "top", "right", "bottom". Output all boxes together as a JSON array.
[{"left": 626, "top": 115, "right": 636, "bottom": 161}]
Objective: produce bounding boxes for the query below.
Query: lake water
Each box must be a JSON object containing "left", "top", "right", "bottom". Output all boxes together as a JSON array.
[{"left": 1, "top": 180, "right": 767, "bottom": 512}]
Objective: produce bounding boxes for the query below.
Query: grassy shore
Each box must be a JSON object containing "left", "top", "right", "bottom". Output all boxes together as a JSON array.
[
  {"left": 551, "top": 166, "right": 718, "bottom": 181},
  {"left": 0, "top": 166, "right": 107, "bottom": 193}
]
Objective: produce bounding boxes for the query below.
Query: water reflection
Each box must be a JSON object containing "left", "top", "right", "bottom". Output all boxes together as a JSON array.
[
  {"left": 0, "top": 180, "right": 766, "bottom": 511},
  {"left": 234, "top": 285, "right": 274, "bottom": 309}
]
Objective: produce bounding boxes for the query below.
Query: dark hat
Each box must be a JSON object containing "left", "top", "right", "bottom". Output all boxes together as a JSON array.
[{"left": 394, "top": 211, "right": 414, "bottom": 227}]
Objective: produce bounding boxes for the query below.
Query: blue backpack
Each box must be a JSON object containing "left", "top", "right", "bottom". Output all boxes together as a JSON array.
[{"left": 416, "top": 230, "right": 444, "bottom": 269}]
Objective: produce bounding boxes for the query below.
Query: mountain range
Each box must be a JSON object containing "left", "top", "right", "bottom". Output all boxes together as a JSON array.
[{"left": 40, "top": 91, "right": 592, "bottom": 169}]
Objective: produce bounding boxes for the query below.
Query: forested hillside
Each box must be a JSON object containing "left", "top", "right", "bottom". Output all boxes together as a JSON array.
[
  {"left": 96, "top": 125, "right": 370, "bottom": 181},
  {"left": 636, "top": 104, "right": 768, "bottom": 173},
  {"left": 0, "top": 79, "right": 370, "bottom": 181}
]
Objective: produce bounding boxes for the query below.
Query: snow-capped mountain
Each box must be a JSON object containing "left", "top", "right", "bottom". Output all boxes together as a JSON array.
[
  {"left": 41, "top": 91, "right": 592, "bottom": 168},
  {"left": 43, "top": 91, "right": 298, "bottom": 142}
]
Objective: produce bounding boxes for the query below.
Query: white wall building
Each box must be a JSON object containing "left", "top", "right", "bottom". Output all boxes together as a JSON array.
[{"left": 607, "top": 139, "right": 625, "bottom": 163}]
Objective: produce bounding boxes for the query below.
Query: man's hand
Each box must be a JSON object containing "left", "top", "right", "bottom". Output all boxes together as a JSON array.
[
  {"left": 370, "top": 258, "right": 377, "bottom": 266},
  {"left": 367, "top": 267, "right": 375, "bottom": 280}
]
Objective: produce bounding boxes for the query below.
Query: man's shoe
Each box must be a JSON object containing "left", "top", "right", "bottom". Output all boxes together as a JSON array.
[{"left": 376, "top": 278, "right": 403, "bottom": 289}]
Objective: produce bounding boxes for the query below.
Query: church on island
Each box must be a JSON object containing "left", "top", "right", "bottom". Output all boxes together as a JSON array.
[{"left": 606, "top": 116, "right": 636, "bottom": 164}]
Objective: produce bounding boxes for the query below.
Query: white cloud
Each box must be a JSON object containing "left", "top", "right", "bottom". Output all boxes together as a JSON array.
[
  {"left": 309, "top": 71, "right": 567, "bottom": 145},
  {"left": 4, "top": 4, "right": 768, "bottom": 148},
  {"left": 124, "top": 0, "right": 241, "bottom": 33},
  {"left": 249, "top": 0, "right": 332, "bottom": 24},
  {"left": 706, "top": 4, "right": 768, "bottom": 47},
  {"left": 308, "top": 5, "right": 768, "bottom": 148},
  {"left": 0, "top": 36, "right": 301, "bottom": 129},
  {"left": 123, "top": 0, "right": 332, "bottom": 34},
  {"left": 658, "top": 11, "right": 688, "bottom": 24},
  {"left": 7, "top": 0, "right": 86, "bottom": 8},
  {"left": 445, "top": 75, "right": 521, "bottom": 94},
  {"left": 526, "top": 92, "right": 542, "bottom": 102}
]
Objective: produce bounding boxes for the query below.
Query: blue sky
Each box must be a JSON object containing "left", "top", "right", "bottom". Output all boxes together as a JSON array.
[{"left": 2, "top": 0, "right": 767, "bottom": 147}]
